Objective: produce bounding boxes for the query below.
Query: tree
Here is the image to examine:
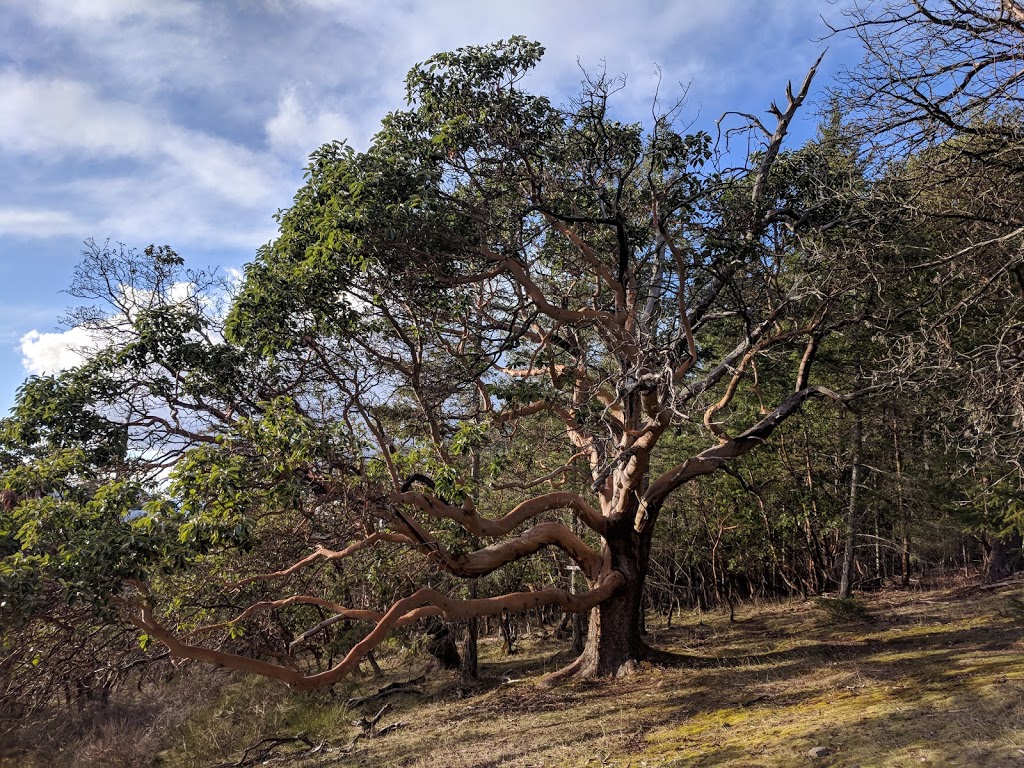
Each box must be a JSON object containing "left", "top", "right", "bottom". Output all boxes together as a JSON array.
[
  {"left": 2, "top": 39, "right": 877, "bottom": 687},
  {"left": 835, "top": 1, "right": 1024, "bottom": 575}
]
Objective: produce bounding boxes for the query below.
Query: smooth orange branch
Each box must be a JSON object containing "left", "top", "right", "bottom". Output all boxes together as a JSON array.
[
  {"left": 795, "top": 334, "right": 820, "bottom": 392},
  {"left": 667, "top": 245, "right": 698, "bottom": 380},
  {"left": 492, "top": 399, "right": 553, "bottom": 423},
  {"left": 451, "top": 521, "right": 603, "bottom": 580},
  {"left": 479, "top": 246, "right": 616, "bottom": 329},
  {"left": 396, "top": 489, "right": 607, "bottom": 537},
  {"left": 544, "top": 215, "right": 627, "bottom": 312},
  {"left": 497, "top": 363, "right": 569, "bottom": 378},
  {"left": 703, "top": 346, "right": 759, "bottom": 442},
  {"left": 703, "top": 324, "right": 821, "bottom": 433},
  {"left": 639, "top": 385, "right": 848, "bottom": 532},
  {"left": 223, "top": 532, "right": 415, "bottom": 590},
  {"left": 132, "top": 572, "right": 625, "bottom": 692},
  {"left": 594, "top": 387, "right": 626, "bottom": 424},
  {"left": 382, "top": 506, "right": 602, "bottom": 580}
]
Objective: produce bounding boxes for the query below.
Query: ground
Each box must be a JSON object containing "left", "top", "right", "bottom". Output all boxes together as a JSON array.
[{"left": 4, "top": 580, "right": 1024, "bottom": 767}]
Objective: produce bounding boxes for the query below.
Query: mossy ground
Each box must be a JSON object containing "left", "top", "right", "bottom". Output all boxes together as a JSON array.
[{"left": 5, "top": 581, "right": 1024, "bottom": 767}]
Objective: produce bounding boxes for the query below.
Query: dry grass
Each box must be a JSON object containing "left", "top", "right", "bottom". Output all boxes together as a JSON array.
[
  {"left": 282, "top": 583, "right": 1024, "bottom": 768},
  {"left": 0, "top": 668, "right": 223, "bottom": 768},
  {"left": 6, "top": 582, "right": 1024, "bottom": 767}
]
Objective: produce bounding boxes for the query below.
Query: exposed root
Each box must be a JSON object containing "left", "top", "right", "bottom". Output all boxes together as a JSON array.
[
  {"left": 540, "top": 650, "right": 644, "bottom": 686},
  {"left": 539, "top": 653, "right": 586, "bottom": 687}
]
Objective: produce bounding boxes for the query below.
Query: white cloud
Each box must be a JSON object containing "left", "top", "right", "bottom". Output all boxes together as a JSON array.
[
  {"left": 20, "top": 327, "right": 96, "bottom": 376},
  {"left": 0, "top": 208, "right": 89, "bottom": 239},
  {"left": 26, "top": 0, "right": 196, "bottom": 27},
  {"left": 266, "top": 86, "right": 364, "bottom": 155},
  {"left": 0, "top": 69, "right": 284, "bottom": 248},
  {"left": 0, "top": 71, "right": 156, "bottom": 158},
  {"left": 0, "top": 70, "right": 277, "bottom": 202},
  {"left": 160, "top": 134, "right": 278, "bottom": 208}
]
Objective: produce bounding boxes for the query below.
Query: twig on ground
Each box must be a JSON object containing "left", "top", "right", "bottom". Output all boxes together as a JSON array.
[{"left": 208, "top": 732, "right": 320, "bottom": 768}]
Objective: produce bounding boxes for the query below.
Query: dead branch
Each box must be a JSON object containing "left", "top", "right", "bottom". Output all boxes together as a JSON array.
[
  {"left": 210, "top": 732, "right": 317, "bottom": 768},
  {"left": 346, "top": 676, "right": 427, "bottom": 708},
  {"left": 224, "top": 532, "right": 415, "bottom": 590}
]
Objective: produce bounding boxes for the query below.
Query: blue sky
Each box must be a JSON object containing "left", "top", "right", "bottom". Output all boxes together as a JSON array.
[{"left": 0, "top": 0, "right": 860, "bottom": 415}]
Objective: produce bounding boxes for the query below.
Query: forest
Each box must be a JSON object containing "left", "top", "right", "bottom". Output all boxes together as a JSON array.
[{"left": 2, "top": 2, "right": 1024, "bottom": 766}]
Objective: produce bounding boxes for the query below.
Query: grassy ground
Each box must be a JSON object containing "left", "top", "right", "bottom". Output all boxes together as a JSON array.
[{"left": 6, "top": 581, "right": 1024, "bottom": 767}]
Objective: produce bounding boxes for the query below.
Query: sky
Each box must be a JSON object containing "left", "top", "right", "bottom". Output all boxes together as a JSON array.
[{"left": 0, "top": 0, "right": 862, "bottom": 415}]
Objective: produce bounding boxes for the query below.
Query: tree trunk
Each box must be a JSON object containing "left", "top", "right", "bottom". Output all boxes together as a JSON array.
[
  {"left": 459, "top": 581, "right": 479, "bottom": 684},
  {"left": 900, "top": 529, "right": 911, "bottom": 588},
  {"left": 560, "top": 523, "right": 650, "bottom": 679},
  {"left": 986, "top": 534, "right": 1021, "bottom": 581},
  {"left": 839, "top": 413, "right": 862, "bottom": 599},
  {"left": 425, "top": 619, "right": 461, "bottom": 670}
]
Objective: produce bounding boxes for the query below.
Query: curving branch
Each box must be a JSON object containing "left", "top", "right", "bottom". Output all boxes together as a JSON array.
[
  {"left": 223, "top": 531, "right": 416, "bottom": 590},
  {"left": 542, "top": 213, "right": 627, "bottom": 314},
  {"left": 479, "top": 246, "right": 618, "bottom": 331},
  {"left": 130, "top": 572, "right": 625, "bottom": 692},
  {"left": 449, "top": 521, "right": 603, "bottom": 580},
  {"left": 638, "top": 385, "right": 854, "bottom": 532},
  {"left": 396, "top": 489, "right": 607, "bottom": 536},
  {"left": 182, "top": 595, "right": 386, "bottom": 640}
]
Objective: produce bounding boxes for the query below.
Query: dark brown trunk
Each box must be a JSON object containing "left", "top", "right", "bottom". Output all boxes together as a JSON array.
[
  {"left": 900, "top": 529, "right": 911, "bottom": 588},
  {"left": 571, "top": 609, "right": 587, "bottom": 656},
  {"left": 425, "top": 619, "right": 460, "bottom": 670},
  {"left": 986, "top": 534, "right": 1021, "bottom": 581},
  {"left": 365, "top": 650, "right": 382, "bottom": 678},
  {"left": 459, "top": 581, "right": 479, "bottom": 684},
  {"left": 569, "top": 522, "right": 651, "bottom": 678}
]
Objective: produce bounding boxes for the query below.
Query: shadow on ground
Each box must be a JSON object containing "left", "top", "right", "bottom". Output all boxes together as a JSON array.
[{"left": 179, "top": 583, "right": 1024, "bottom": 768}]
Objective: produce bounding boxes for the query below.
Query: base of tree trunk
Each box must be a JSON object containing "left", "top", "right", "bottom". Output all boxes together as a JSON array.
[
  {"left": 986, "top": 535, "right": 1022, "bottom": 582},
  {"left": 459, "top": 616, "right": 478, "bottom": 684},
  {"left": 543, "top": 586, "right": 645, "bottom": 683}
]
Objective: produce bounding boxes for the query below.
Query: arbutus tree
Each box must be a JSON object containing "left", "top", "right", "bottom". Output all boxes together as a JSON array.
[{"left": 2, "top": 38, "right": 880, "bottom": 687}]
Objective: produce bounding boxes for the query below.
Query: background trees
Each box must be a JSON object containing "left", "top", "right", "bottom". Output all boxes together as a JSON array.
[{"left": 834, "top": 0, "right": 1024, "bottom": 575}]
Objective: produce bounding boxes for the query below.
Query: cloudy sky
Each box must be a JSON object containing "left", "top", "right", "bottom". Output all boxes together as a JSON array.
[{"left": 0, "top": 0, "right": 860, "bottom": 414}]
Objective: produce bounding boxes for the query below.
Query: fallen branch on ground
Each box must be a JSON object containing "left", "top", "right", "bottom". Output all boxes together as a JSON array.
[
  {"left": 209, "top": 732, "right": 320, "bottom": 767},
  {"left": 340, "top": 703, "right": 407, "bottom": 754},
  {"left": 346, "top": 675, "right": 426, "bottom": 707}
]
